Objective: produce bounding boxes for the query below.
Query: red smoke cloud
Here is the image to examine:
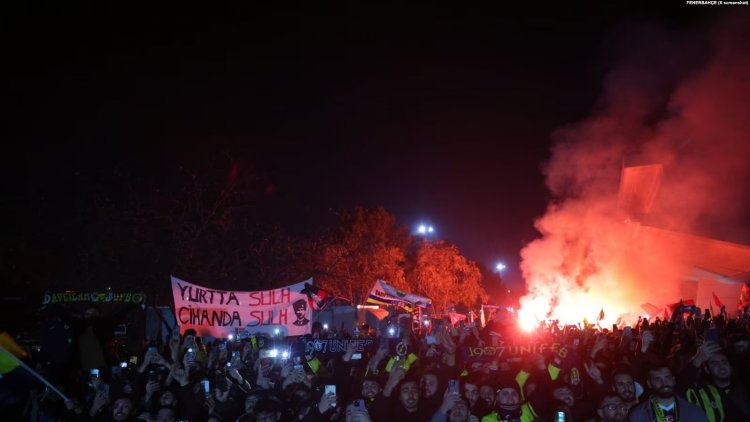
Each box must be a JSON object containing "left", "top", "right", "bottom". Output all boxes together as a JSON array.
[{"left": 518, "top": 13, "right": 750, "bottom": 329}]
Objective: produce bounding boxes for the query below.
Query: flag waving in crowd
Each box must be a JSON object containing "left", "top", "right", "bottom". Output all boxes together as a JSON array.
[
  {"left": 712, "top": 291, "right": 724, "bottom": 309},
  {"left": 1, "top": 332, "right": 68, "bottom": 410},
  {"left": 301, "top": 282, "right": 334, "bottom": 311},
  {"left": 365, "top": 279, "right": 431, "bottom": 311}
]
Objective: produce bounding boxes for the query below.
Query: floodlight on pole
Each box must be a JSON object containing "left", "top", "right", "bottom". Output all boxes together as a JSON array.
[
  {"left": 416, "top": 223, "right": 436, "bottom": 236},
  {"left": 495, "top": 262, "right": 507, "bottom": 272}
]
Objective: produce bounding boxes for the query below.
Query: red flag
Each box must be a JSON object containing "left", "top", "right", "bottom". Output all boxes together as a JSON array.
[
  {"left": 641, "top": 303, "right": 661, "bottom": 317},
  {"left": 597, "top": 308, "right": 605, "bottom": 322},
  {"left": 739, "top": 283, "right": 750, "bottom": 310},
  {"left": 300, "top": 283, "right": 333, "bottom": 311},
  {"left": 448, "top": 312, "right": 467, "bottom": 326},
  {"left": 712, "top": 292, "right": 724, "bottom": 309},
  {"left": 667, "top": 299, "right": 695, "bottom": 313}
]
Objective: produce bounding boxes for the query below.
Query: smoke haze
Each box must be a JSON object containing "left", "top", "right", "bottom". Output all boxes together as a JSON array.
[{"left": 519, "top": 13, "right": 750, "bottom": 326}]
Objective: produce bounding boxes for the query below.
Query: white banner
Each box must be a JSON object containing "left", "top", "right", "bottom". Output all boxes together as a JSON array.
[
  {"left": 365, "top": 279, "right": 431, "bottom": 309},
  {"left": 171, "top": 276, "right": 312, "bottom": 338}
]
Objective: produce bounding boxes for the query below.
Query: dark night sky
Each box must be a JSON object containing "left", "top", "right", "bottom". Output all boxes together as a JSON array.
[{"left": 1, "top": 6, "right": 718, "bottom": 288}]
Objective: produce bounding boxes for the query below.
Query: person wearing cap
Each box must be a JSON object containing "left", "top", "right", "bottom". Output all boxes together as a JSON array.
[
  {"left": 293, "top": 299, "right": 310, "bottom": 326},
  {"left": 480, "top": 376, "right": 538, "bottom": 422}
]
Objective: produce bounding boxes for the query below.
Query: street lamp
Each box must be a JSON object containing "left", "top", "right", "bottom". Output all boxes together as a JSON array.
[
  {"left": 495, "top": 262, "right": 507, "bottom": 272},
  {"left": 416, "top": 223, "right": 435, "bottom": 236}
]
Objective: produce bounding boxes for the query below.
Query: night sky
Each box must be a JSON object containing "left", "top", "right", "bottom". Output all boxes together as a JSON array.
[{"left": 1, "top": 6, "right": 719, "bottom": 289}]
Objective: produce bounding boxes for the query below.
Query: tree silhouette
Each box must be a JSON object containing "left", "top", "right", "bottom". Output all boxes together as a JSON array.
[
  {"left": 306, "top": 206, "right": 411, "bottom": 303},
  {"left": 407, "top": 239, "right": 488, "bottom": 313}
]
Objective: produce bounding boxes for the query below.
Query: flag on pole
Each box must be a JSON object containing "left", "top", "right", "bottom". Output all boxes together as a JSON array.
[
  {"left": 640, "top": 303, "right": 661, "bottom": 318},
  {"left": 0, "top": 333, "right": 27, "bottom": 360},
  {"left": 712, "top": 292, "right": 724, "bottom": 309},
  {"left": 365, "top": 280, "right": 431, "bottom": 311},
  {"left": 0, "top": 346, "right": 20, "bottom": 375},
  {"left": 739, "top": 283, "right": 750, "bottom": 310},
  {"left": 666, "top": 299, "right": 695, "bottom": 319},
  {"left": 479, "top": 306, "right": 486, "bottom": 328},
  {"left": 597, "top": 308, "right": 605, "bottom": 322},
  {"left": 448, "top": 313, "right": 467, "bottom": 326},
  {"left": 1, "top": 334, "right": 69, "bottom": 407},
  {"left": 300, "top": 282, "right": 333, "bottom": 311}
]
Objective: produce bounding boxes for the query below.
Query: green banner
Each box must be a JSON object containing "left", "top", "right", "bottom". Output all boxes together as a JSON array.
[{"left": 42, "top": 291, "right": 146, "bottom": 305}]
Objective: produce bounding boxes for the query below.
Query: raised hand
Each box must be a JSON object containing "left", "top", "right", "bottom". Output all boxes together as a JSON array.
[
  {"left": 89, "top": 390, "right": 109, "bottom": 417},
  {"left": 171, "top": 363, "right": 190, "bottom": 387},
  {"left": 438, "top": 387, "right": 463, "bottom": 414},
  {"left": 383, "top": 366, "right": 406, "bottom": 396},
  {"left": 169, "top": 332, "right": 180, "bottom": 350},
  {"left": 152, "top": 352, "right": 169, "bottom": 368},
  {"left": 640, "top": 330, "right": 654, "bottom": 353},
  {"left": 144, "top": 380, "right": 161, "bottom": 400},
  {"left": 343, "top": 339, "right": 358, "bottom": 361},
  {"left": 592, "top": 334, "right": 607, "bottom": 352},
  {"left": 584, "top": 361, "right": 604, "bottom": 385},
  {"left": 318, "top": 390, "right": 337, "bottom": 414},
  {"left": 693, "top": 340, "right": 722, "bottom": 366},
  {"left": 214, "top": 385, "right": 230, "bottom": 403},
  {"left": 205, "top": 394, "right": 216, "bottom": 415},
  {"left": 228, "top": 367, "right": 243, "bottom": 383}
]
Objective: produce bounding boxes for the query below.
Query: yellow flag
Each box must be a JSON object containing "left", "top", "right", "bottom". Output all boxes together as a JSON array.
[
  {"left": 0, "top": 347, "right": 20, "bottom": 374},
  {"left": 0, "top": 332, "right": 27, "bottom": 359}
]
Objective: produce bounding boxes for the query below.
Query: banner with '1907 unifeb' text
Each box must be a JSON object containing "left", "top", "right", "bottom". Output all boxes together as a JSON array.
[{"left": 171, "top": 276, "right": 312, "bottom": 338}]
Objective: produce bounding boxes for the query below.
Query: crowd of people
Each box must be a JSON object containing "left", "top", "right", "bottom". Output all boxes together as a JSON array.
[{"left": 3, "top": 302, "right": 750, "bottom": 422}]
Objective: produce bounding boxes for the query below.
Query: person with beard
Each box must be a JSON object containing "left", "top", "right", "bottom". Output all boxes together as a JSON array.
[
  {"left": 421, "top": 370, "right": 443, "bottom": 416},
  {"left": 529, "top": 377, "right": 594, "bottom": 421},
  {"left": 463, "top": 375, "right": 491, "bottom": 418},
  {"left": 102, "top": 395, "right": 138, "bottom": 422},
  {"left": 611, "top": 368, "right": 641, "bottom": 411},
  {"left": 370, "top": 367, "right": 432, "bottom": 421},
  {"left": 360, "top": 375, "right": 382, "bottom": 407},
  {"left": 684, "top": 350, "right": 750, "bottom": 422},
  {"left": 629, "top": 363, "right": 707, "bottom": 422},
  {"left": 479, "top": 382, "right": 496, "bottom": 409},
  {"left": 597, "top": 395, "right": 629, "bottom": 422}
]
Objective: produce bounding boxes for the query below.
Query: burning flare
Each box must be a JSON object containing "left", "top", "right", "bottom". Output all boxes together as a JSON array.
[{"left": 519, "top": 15, "right": 750, "bottom": 328}]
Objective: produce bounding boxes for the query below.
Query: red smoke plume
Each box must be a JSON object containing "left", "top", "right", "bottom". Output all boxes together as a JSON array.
[{"left": 518, "top": 14, "right": 750, "bottom": 329}]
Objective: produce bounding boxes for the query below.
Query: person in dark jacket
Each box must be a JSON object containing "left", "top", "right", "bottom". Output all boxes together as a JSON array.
[
  {"left": 683, "top": 348, "right": 750, "bottom": 422},
  {"left": 629, "top": 363, "right": 707, "bottom": 422},
  {"left": 371, "top": 367, "right": 432, "bottom": 421}
]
